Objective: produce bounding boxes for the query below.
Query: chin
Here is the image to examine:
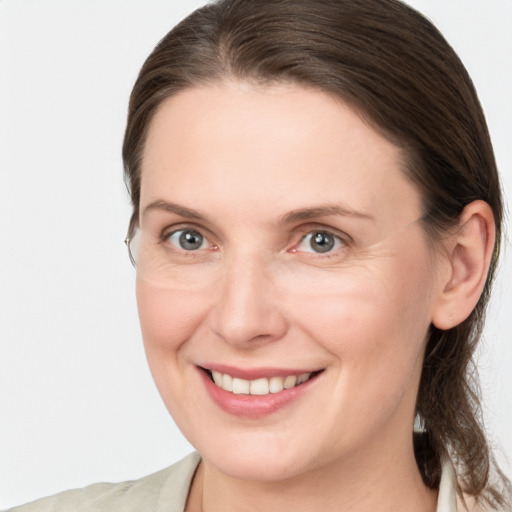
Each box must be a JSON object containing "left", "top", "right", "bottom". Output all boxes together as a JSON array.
[
  {"left": 206, "top": 449, "right": 309, "bottom": 482},
  {"left": 187, "top": 426, "right": 323, "bottom": 482}
]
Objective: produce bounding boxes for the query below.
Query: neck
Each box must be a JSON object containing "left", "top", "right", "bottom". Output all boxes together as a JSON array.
[{"left": 187, "top": 435, "right": 438, "bottom": 512}]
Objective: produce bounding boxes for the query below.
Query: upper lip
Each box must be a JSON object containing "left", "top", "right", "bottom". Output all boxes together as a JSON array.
[{"left": 199, "top": 364, "right": 324, "bottom": 380}]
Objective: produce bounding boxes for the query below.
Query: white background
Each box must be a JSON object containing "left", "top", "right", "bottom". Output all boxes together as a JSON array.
[{"left": 0, "top": 0, "right": 510, "bottom": 508}]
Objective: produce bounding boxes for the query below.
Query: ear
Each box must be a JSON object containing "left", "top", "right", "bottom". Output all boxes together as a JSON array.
[{"left": 431, "top": 200, "right": 496, "bottom": 330}]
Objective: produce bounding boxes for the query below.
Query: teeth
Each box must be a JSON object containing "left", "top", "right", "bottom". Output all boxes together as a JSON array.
[
  {"left": 209, "top": 371, "right": 313, "bottom": 395},
  {"left": 297, "top": 373, "right": 310, "bottom": 384},
  {"left": 232, "top": 377, "right": 250, "bottom": 395},
  {"left": 283, "top": 375, "right": 297, "bottom": 389},
  {"left": 269, "top": 376, "right": 284, "bottom": 393},
  {"left": 222, "top": 373, "right": 233, "bottom": 392},
  {"left": 250, "top": 378, "right": 269, "bottom": 395}
]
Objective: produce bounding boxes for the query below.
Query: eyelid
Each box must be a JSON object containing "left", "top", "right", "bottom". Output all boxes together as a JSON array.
[
  {"left": 158, "top": 222, "right": 351, "bottom": 254},
  {"left": 295, "top": 223, "right": 352, "bottom": 242},
  {"left": 161, "top": 222, "right": 213, "bottom": 240},
  {"left": 290, "top": 225, "right": 351, "bottom": 255},
  {"left": 161, "top": 224, "right": 218, "bottom": 251}
]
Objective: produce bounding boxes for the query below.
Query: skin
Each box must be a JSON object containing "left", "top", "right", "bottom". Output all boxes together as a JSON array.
[{"left": 135, "top": 81, "right": 487, "bottom": 511}]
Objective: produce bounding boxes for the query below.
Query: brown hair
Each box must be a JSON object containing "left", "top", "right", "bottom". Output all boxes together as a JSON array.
[{"left": 123, "top": 0, "right": 510, "bottom": 507}]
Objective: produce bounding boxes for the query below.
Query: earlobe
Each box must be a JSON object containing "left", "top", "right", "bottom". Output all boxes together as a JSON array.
[{"left": 431, "top": 200, "right": 496, "bottom": 330}]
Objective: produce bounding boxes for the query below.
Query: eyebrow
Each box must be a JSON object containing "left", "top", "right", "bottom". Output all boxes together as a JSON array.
[
  {"left": 142, "top": 200, "right": 374, "bottom": 225},
  {"left": 142, "top": 200, "right": 210, "bottom": 222},
  {"left": 279, "top": 204, "right": 374, "bottom": 225}
]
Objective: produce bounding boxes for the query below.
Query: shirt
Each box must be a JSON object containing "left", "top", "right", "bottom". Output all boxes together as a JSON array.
[{"left": 4, "top": 452, "right": 458, "bottom": 511}]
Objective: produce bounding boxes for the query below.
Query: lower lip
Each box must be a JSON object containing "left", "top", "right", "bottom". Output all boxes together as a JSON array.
[{"left": 198, "top": 369, "right": 320, "bottom": 419}]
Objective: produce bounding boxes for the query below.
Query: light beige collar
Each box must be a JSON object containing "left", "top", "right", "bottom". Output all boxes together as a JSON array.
[{"left": 437, "top": 456, "right": 458, "bottom": 512}]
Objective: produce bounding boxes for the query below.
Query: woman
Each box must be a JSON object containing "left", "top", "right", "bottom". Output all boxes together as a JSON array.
[{"left": 4, "top": 0, "right": 511, "bottom": 510}]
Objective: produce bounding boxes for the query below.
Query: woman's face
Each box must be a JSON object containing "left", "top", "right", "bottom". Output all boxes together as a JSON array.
[{"left": 137, "top": 81, "right": 444, "bottom": 481}]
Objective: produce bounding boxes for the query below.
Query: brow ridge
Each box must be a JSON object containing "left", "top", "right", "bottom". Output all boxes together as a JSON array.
[
  {"left": 142, "top": 200, "right": 208, "bottom": 221},
  {"left": 142, "top": 200, "right": 373, "bottom": 226},
  {"left": 279, "top": 204, "right": 374, "bottom": 225}
]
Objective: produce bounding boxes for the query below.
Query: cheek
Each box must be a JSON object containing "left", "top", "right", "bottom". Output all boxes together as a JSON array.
[
  {"left": 287, "top": 247, "right": 435, "bottom": 374},
  {"left": 294, "top": 274, "right": 430, "bottom": 342},
  {"left": 136, "top": 279, "right": 208, "bottom": 360},
  {"left": 296, "top": 266, "right": 432, "bottom": 432},
  {"left": 136, "top": 279, "right": 212, "bottom": 425}
]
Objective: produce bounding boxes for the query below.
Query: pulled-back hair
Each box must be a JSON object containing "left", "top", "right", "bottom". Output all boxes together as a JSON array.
[{"left": 123, "top": 0, "right": 510, "bottom": 507}]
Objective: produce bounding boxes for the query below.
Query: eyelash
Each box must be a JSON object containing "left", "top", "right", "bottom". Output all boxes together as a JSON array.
[
  {"left": 160, "top": 225, "right": 350, "bottom": 257},
  {"left": 161, "top": 226, "right": 218, "bottom": 254},
  {"left": 292, "top": 230, "right": 348, "bottom": 256}
]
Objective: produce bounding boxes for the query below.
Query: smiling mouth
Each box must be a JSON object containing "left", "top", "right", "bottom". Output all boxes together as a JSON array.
[{"left": 203, "top": 368, "right": 323, "bottom": 396}]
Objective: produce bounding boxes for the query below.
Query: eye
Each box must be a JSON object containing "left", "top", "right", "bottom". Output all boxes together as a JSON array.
[
  {"left": 166, "top": 229, "right": 208, "bottom": 251},
  {"left": 296, "top": 231, "right": 345, "bottom": 254}
]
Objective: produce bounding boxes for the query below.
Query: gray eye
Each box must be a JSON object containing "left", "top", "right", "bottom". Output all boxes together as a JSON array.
[
  {"left": 296, "top": 231, "right": 344, "bottom": 254},
  {"left": 310, "top": 232, "right": 335, "bottom": 253},
  {"left": 168, "top": 229, "right": 206, "bottom": 251}
]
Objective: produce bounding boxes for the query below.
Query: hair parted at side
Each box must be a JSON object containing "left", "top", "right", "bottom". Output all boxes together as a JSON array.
[{"left": 123, "top": 0, "right": 510, "bottom": 507}]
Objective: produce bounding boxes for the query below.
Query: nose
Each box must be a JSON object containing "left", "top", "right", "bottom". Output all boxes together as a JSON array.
[{"left": 209, "top": 253, "right": 288, "bottom": 348}]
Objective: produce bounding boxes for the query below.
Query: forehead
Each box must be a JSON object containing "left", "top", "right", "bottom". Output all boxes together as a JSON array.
[{"left": 140, "top": 81, "right": 422, "bottom": 227}]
